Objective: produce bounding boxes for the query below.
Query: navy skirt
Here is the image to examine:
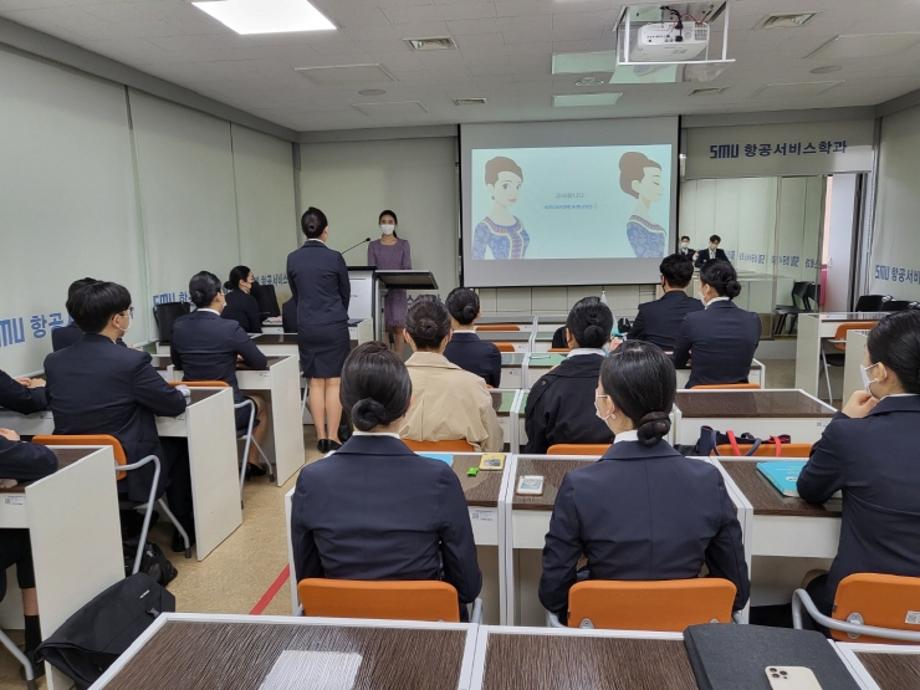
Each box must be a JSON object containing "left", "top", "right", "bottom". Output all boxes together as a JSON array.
[{"left": 298, "top": 321, "right": 350, "bottom": 379}]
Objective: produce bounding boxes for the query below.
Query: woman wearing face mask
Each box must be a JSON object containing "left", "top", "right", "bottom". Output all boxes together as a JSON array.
[
  {"left": 222, "top": 265, "right": 262, "bottom": 334},
  {"left": 538, "top": 341, "right": 749, "bottom": 622},
  {"left": 797, "top": 310, "right": 920, "bottom": 621},
  {"left": 367, "top": 210, "right": 411, "bottom": 351}
]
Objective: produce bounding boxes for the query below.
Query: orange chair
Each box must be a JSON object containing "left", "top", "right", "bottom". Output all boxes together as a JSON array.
[
  {"left": 548, "top": 579, "right": 737, "bottom": 630},
  {"left": 793, "top": 574, "right": 920, "bottom": 643},
  {"left": 297, "top": 579, "right": 482, "bottom": 623},
  {"left": 547, "top": 444, "right": 611, "bottom": 456},
  {"left": 33, "top": 434, "right": 192, "bottom": 568},
  {"left": 714, "top": 442, "right": 812, "bottom": 458},
  {"left": 402, "top": 439, "right": 475, "bottom": 452},
  {"left": 171, "top": 380, "right": 273, "bottom": 501},
  {"left": 475, "top": 324, "right": 521, "bottom": 332},
  {"left": 548, "top": 347, "right": 570, "bottom": 353},
  {"left": 820, "top": 321, "right": 878, "bottom": 403},
  {"left": 691, "top": 383, "right": 761, "bottom": 390},
  {"left": 493, "top": 342, "right": 516, "bottom": 353}
]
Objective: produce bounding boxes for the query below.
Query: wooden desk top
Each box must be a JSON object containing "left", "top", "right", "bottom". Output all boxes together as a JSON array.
[
  {"left": 449, "top": 455, "right": 504, "bottom": 508},
  {"left": 720, "top": 461, "right": 841, "bottom": 518},
  {"left": 478, "top": 332, "right": 531, "bottom": 342},
  {"left": 512, "top": 457, "right": 591, "bottom": 511},
  {"left": 491, "top": 390, "right": 516, "bottom": 416},
  {"left": 481, "top": 633, "right": 696, "bottom": 690},
  {"left": 856, "top": 651, "right": 920, "bottom": 688},
  {"left": 104, "top": 620, "right": 468, "bottom": 690},
  {"left": 254, "top": 334, "right": 299, "bottom": 345},
  {"left": 676, "top": 390, "right": 834, "bottom": 418},
  {"left": 3, "top": 447, "right": 94, "bottom": 494}
]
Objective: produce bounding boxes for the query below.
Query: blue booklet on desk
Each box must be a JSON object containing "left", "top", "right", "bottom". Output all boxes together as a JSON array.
[
  {"left": 416, "top": 452, "right": 454, "bottom": 467},
  {"left": 756, "top": 461, "right": 807, "bottom": 497}
]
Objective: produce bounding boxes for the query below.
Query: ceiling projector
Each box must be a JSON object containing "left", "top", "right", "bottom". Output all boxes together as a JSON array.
[{"left": 631, "top": 21, "right": 710, "bottom": 61}]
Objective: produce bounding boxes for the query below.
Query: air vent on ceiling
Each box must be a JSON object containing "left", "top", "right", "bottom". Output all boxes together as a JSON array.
[
  {"left": 690, "top": 87, "right": 727, "bottom": 96},
  {"left": 453, "top": 97, "right": 487, "bottom": 106},
  {"left": 295, "top": 63, "right": 396, "bottom": 85},
  {"left": 404, "top": 36, "right": 457, "bottom": 51},
  {"left": 758, "top": 13, "right": 818, "bottom": 29},
  {"left": 352, "top": 100, "right": 429, "bottom": 116}
]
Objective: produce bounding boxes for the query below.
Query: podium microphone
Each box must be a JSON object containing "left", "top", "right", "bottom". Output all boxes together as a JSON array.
[{"left": 342, "top": 237, "right": 371, "bottom": 255}]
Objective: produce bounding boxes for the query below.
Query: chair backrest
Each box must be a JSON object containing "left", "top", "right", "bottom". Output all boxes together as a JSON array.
[
  {"left": 476, "top": 324, "right": 521, "bottom": 332},
  {"left": 548, "top": 347, "right": 570, "bottom": 353},
  {"left": 567, "top": 579, "right": 736, "bottom": 630},
  {"left": 152, "top": 301, "right": 191, "bottom": 342},
  {"left": 402, "top": 438, "right": 475, "bottom": 452},
  {"left": 854, "top": 294, "right": 891, "bottom": 312},
  {"left": 803, "top": 283, "right": 820, "bottom": 312},
  {"left": 33, "top": 434, "right": 128, "bottom": 480},
  {"left": 547, "top": 444, "right": 611, "bottom": 456},
  {"left": 170, "top": 380, "right": 229, "bottom": 388},
  {"left": 790, "top": 281, "right": 809, "bottom": 310},
  {"left": 251, "top": 282, "right": 281, "bottom": 318},
  {"left": 831, "top": 573, "right": 920, "bottom": 643},
  {"left": 691, "top": 383, "right": 761, "bottom": 390},
  {"left": 493, "top": 342, "right": 516, "bottom": 353},
  {"left": 832, "top": 321, "right": 878, "bottom": 352},
  {"left": 714, "top": 442, "right": 812, "bottom": 458},
  {"left": 298, "top": 579, "right": 461, "bottom": 622},
  {"left": 883, "top": 300, "right": 912, "bottom": 312}
]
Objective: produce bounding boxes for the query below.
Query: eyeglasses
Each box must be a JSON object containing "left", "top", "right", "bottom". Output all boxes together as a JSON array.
[{"left": 122, "top": 307, "right": 135, "bottom": 318}]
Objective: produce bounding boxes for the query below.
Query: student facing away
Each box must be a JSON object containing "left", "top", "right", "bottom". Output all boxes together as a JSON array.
[
  {"left": 443, "top": 287, "right": 502, "bottom": 388},
  {"left": 524, "top": 296, "right": 614, "bottom": 454},
  {"left": 628, "top": 253, "right": 703, "bottom": 351},
  {"left": 798, "top": 311, "right": 920, "bottom": 619},
  {"left": 290, "top": 342, "right": 481, "bottom": 609},
  {"left": 672, "top": 260, "right": 760, "bottom": 388},
  {"left": 539, "top": 341, "right": 750, "bottom": 621}
]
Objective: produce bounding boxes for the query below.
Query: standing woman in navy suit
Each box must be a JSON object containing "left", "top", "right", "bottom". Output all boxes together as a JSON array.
[{"left": 287, "top": 207, "right": 351, "bottom": 452}]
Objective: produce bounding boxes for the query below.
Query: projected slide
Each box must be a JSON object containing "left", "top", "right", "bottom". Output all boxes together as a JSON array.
[{"left": 471, "top": 144, "right": 672, "bottom": 261}]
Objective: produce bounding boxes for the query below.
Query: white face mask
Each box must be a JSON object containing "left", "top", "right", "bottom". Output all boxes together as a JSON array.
[
  {"left": 860, "top": 362, "right": 879, "bottom": 397},
  {"left": 680, "top": 241, "right": 689, "bottom": 249},
  {"left": 380, "top": 224, "right": 395, "bottom": 235},
  {"left": 594, "top": 394, "right": 614, "bottom": 424},
  {"left": 709, "top": 243, "right": 718, "bottom": 251}
]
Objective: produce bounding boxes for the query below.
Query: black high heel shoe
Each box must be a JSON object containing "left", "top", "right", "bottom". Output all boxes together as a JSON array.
[
  {"left": 327, "top": 440, "right": 342, "bottom": 451},
  {"left": 317, "top": 439, "right": 330, "bottom": 453}
]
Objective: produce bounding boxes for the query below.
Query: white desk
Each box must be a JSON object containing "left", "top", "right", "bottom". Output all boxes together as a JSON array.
[
  {"left": 842, "top": 329, "right": 870, "bottom": 403},
  {"left": 714, "top": 456, "right": 840, "bottom": 619},
  {"left": 1, "top": 446, "right": 122, "bottom": 690},
  {"left": 499, "top": 352, "right": 526, "bottom": 389},
  {"left": 476, "top": 331, "right": 535, "bottom": 354},
  {"left": 835, "top": 642, "right": 920, "bottom": 690},
  {"left": 795, "top": 313, "right": 884, "bottom": 398},
  {"left": 493, "top": 389, "right": 522, "bottom": 455},
  {"left": 672, "top": 388, "right": 837, "bottom": 447}
]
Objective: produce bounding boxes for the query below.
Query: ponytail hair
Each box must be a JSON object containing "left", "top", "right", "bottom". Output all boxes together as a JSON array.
[
  {"left": 340, "top": 342, "right": 412, "bottom": 432},
  {"left": 302, "top": 206, "right": 328, "bottom": 239},
  {"left": 600, "top": 340, "right": 676, "bottom": 447},
  {"left": 700, "top": 260, "right": 741, "bottom": 299},
  {"left": 225, "top": 265, "right": 251, "bottom": 292}
]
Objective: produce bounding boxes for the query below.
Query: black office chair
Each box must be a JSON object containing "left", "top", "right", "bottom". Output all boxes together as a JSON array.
[
  {"left": 882, "top": 300, "right": 912, "bottom": 311},
  {"left": 773, "top": 281, "right": 809, "bottom": 336},
  {"left": 153, "top": 302, "right": 191, "bottom": 343},
  {"left": 854, "top": 294, "right": 892, "bottom": 312},
  {"left": 910, "top": 301, "right": 920, "bottom": 310},
  {"left": 251, "top": 283, "right": 281, "bottom": 318}
]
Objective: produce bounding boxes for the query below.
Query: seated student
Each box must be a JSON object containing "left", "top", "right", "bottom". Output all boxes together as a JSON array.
[
  {"left": 443, "top": 287, "right": 502, "bottom": 388},
  {"left": 524, "top": 297, "right": 614, "bottom": 454},
  {"left": 539, "top": 341, "right": 750, "bottom": 620},
  {"left": 0, "top": 429, "right": 58, "bottom": 667},
  {"left": 629, "top": 253, "right": 703, "bottom": 351},
  {"left": 672, "top": 260, "right": 760, "bottom": 388},
  {"left": 798, "top": 311, "right": 920, "bottom": 618},
  {"left": 43, "top": 282, "right": 194, "bottom": 548},
  {"left": 0, "top": 369, "right": 47, "bottom": 414},
  {"left": 551, "top": 326, "right": 568, "bottom": 350},
  {"left": 401, "top": 296, "right": 503, "bottom": 452},
  {"left": 694, "top": 234, "right": 729, "bottom": 268},
  {"left": 281, "top": 297, "right": 297, "bottom": 334},
  {"left": 170, "top": 271, "right": 269, "bottom": 473},
  {"left": 51, "top": 276, "right": 96, "bottom": 351},
  {"left": 221, "top": 265, "right": 262, "bottom": 334},
  {"left": 291, "top": 342, "right": 481, "bottom": 607},
  {"left": 678, "top": 235, "right": 695, "bottom": 259}
]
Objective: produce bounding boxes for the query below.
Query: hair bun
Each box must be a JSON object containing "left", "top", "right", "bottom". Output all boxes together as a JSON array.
[
  {"left": 725, "top": 280, "right": 742, "bottom": 299},
  {"left": 582, "top": 324, "right": 606, "bottom": 345},
  {"left": 461, "top": 305, "right": 477, "bottom": 321},
  {"left": 636, "top": 410, "right": 671, "bottom": 447},
  {"left": 351, "top": 398, "right": 388, "bottom": 432}
]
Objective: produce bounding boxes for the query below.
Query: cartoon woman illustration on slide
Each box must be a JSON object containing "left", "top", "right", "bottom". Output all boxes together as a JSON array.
[
  {"left": 619, "top": 152, "right": 667, "bottom": 258},
  {"left": 473, "top": 156, "right": 530, "bottom": 260}
]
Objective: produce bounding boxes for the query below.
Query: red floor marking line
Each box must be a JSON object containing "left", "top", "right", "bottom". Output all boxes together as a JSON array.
[{"left": 250, "top": 565, "right": 290, "bottom": 615}]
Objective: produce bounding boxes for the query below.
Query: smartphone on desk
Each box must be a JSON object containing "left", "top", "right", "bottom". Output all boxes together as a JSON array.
[
  {"left": 765, "top": 666, "right": 822, "bottom": 690},
  {"left": 516, "top": 475, "right": 544, "bottom": 496}
]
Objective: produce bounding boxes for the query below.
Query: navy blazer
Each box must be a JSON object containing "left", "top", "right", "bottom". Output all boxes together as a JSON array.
[
  {"left": 672, "top": 300, "right": 760, "bottom": 388},
  {"left": 281, "top": 298, "right": 297, "bottom": 334},
  {"left": 678, "top": 246, "right": 695, "bottom": 259},
  {"left": 798, "top": 395, "right": 920, "bottom": 605},
  {"left": 51, "top": 324, "right": 126, "bottom": 352},
  {"left": 629, "top": 291, "right": 704, "bottom": 351},
  {"left": 0, "top": 436, "right": 58, "bottom": 481},
  {"left": 524, "top": 353, "right": 613, "bottom": 454},
  {"left": 0, "top": 369, "right": 47, "bottom": 414},
  {"left": 695, "top": 247, "right": 729, "bottom": 268},
  {"left": 443, "top": 332, "right": 502, "bottom": 388},
  {"left": 170, "top": 310, "right": 267, "bottom": 404},
  {"left": 290, "top": 435, "right": 481, "bottom": 604},
  {"left": 43, "top": 334, "right": 187, "bottom": 502},
  {"left": 222, "top": 289, "right": 262, "bottom": 334},
  {"left": 539, "top": 440, "right": 750, "bottom": 616},
  {"left": 286, "top": 240, "right": 351, "bottom": 328}
]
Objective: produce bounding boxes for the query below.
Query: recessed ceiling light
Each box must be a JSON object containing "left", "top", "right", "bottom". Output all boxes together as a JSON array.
[
  {"left": 295, "top": 64, "right": 396, "bottom": 85},
  {"left": 358, "top": 88, "right": 387, "bottom": 96},
  {"left": 553, "top": 93, "right": 622, "bottom": 108},
  {"left": 404, "top": 36, "right": 457, "bottom": 51},
  {"left": 453, "top": 97, "right": 487, "bottom": 106},
  {"left": 810, "top": 65, "right": 842, "bottom": 74},
  {"left": 757, "top": 12, "right": 818, "bottom": 29},
  {"left": 192, "top": 0, "right": 335, "bottom": 35}
]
